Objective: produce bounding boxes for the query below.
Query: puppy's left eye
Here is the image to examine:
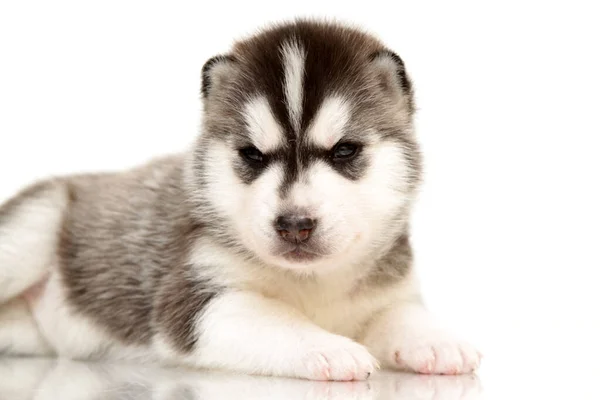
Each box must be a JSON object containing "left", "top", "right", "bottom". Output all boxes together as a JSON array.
[
  {"left": 332, "top": 142, "right": 360, "bottom": 161},
  {"left": 240, "top": 146, "right": 264, "bottom": 164}
]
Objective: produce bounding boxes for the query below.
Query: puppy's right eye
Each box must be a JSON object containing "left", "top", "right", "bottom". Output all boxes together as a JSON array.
[{"left": 239, "top": 146, "right": 264, "bottom": 164}]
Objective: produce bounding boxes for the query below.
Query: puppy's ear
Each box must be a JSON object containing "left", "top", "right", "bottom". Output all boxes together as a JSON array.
[
  {"left": 201, "top": 54, "right": 237, "bottom": 99},
  {"left": 370, "top": 50, "right": 414, "bottom": 111}
]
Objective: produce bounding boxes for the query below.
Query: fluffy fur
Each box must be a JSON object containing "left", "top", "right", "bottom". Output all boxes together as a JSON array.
[{"left": 0, "top": 19, "right": 480, "bottom": 380}]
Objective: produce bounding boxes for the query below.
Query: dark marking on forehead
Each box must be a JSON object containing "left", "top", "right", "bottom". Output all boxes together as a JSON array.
[
  {"left": 231, "top": 37, "right": 293, "bottom": 138},
  {"left": 231, "top": 20, "right": 385, "bottom": 138},
  {"left": 279, "top": 147, "right": 299, "bottom": 198},
  {"left": 297, "top": 31, "right": 374, "bottom": 132}
]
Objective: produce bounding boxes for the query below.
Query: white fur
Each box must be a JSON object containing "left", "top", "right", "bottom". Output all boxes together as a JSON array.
[
  {"left": 356, "top": 139, "right": 412, "bottom": 245},
  {"left": 166, "top": 290, "right": 378, "bottom": 380},
  {"left": 281, "top": 40, "right": 306, "bottom": 133},
  {"left": 157, "top": 257, "right": 481, "bottom": 380},
  {"left": 207, "top": 95, "right": 411, "bottom": 275},
  {"left": 205, "top": 98, "right": 412, "bottom": 275},
  {"left": 0, "top": 358, "right": 54, "bottom": 399},
  {"left": 362, "top": 283, "right": 482, "bottom": 374},
  {"left": 199, "top": 140, "right": 286, "bottom": 264},
  {"left": 306, "top": 95, "right": 351, "bottom": 148},
  {"left": 243, "top": 96, "right": 285, "bottom": 152},
  {"left": 0, "top": 185, "right": 67, "bottom": 302},
  {"left": 0, "top": 297, "right": 54, "bottom": 356},
  {"left": 282, "top": 141, "right": 410, "bottom": 272},
  {"left": 186, "top": 239, "right": 406, "bottom": 338},
  {"left": 156, "top": 240, "right": 424, "bottom": 381},
  {"left": 33, "top": 272, "right": 107, "bottom": 358},
  {"left": 34, "top": 361, "right": 109, "bottom": 400},
  {"left": 186, "top": 236, "right": 481, "bottom": 378}
]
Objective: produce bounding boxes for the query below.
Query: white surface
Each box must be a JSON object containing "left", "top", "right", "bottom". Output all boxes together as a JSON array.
[
  {"left": 1, "top": 1, "right": 599, "bottom": 399},
  {"left": 0, "top": 357, "right": 595, "bottom": 400},
  {"left": 1, "top": 358, "right": 484, "bottom": 400}
]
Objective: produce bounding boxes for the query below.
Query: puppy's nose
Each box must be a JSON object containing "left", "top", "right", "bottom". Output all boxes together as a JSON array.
[{"left": 274, "top": 215, "right": 316, "bottom": 243}]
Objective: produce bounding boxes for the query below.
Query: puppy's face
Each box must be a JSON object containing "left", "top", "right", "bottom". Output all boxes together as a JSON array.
[{"left": 190, "top": 21, "right": 421, "bottom": 273}]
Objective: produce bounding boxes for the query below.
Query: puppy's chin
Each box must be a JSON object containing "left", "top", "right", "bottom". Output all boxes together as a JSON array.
[
  {"left": 274, "top": 248, "right": 327, "bottom": 271},
  {"left": 280, "top": 248, "right": 321, "bottom": 263},
  {"left": 269, "top": 255, "right": 332, "bottom": 274},
  {"left": 244, "top": 240, "right": 327, "bottom": 273},
  {"left": 260, "top": 238, "right": 361, "bottom": 274},
  {"left": 257, "top": 247, "right": 325, "bottom": 273}
]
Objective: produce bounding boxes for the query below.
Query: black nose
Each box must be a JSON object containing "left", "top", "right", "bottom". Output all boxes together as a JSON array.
[{"left": 274, "top": 215, "right": 316, "bottom": 243}]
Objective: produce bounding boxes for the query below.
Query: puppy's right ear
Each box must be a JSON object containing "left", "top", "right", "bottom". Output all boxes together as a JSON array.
[
  {"left": 201, "top": 54, "right": 237, "bottom": 99},
  {"left": 369, "top": 50, "right": 415, "bottom": 114}
]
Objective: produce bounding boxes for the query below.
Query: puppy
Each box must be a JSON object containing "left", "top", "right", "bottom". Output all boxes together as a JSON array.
[{"left": 0, "top": 19, "right": 481, "bottom": 380}]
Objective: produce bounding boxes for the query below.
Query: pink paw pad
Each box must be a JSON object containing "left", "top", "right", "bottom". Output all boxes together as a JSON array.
[{"left": 418, "top": 360, "right": 434, "bottom": 374}]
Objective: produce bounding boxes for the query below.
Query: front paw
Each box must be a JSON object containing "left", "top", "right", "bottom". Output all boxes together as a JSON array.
[
  {"left": 298, "top": 336, "right": 379, "bottom": 381},
  {"left": 392, "top": 331, "right": 481, "bottom": 375}
]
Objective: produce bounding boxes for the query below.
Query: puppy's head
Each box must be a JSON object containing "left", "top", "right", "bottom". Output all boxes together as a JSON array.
[{"left": 189, "top": 20, "right": 422, "bottom": 273}]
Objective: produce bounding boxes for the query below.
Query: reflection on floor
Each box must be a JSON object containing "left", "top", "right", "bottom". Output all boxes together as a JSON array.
[{"left": 0, "top": 357, "right": 482, "bottom": 400}]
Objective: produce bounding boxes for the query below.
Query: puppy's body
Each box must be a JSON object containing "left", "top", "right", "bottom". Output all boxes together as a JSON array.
[{"left": 0, "top": 20, "right": 480, "bottom": 380}]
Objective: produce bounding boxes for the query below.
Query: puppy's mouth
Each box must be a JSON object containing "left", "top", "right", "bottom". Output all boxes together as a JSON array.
[
  {"left": 273, "top": 241, "right": 327, "bottom": 263},
  {"left": 281, "top": 246, "right": 321, "bottom": 263}
]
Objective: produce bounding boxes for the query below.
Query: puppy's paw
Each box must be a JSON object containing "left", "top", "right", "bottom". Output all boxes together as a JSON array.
[
  {"left": 392, "top": 331, "right": 481, "bottom": 375},
  {"left": 299, "top": 336, "right": 379, "bottom": 381}
]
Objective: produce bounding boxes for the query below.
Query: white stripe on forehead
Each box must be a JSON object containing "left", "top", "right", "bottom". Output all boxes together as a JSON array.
[
  {"left": 243, "top": 96, "right": 284, "bottom": 151},
  {"left": 281, "top": 40, "right": 306, "bottom": 134},
  {"left": 306, "top": 95, "right": 352, "bottom": 148}
]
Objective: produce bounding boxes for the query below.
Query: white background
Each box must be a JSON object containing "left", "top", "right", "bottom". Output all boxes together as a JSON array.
[{"left": 1, "top": 1, "right": 599, "bottom": 398}]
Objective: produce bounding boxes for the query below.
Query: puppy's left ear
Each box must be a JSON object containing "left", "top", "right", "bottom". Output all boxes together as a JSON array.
[
  {"left": 370, "top": 50, "right": 414, "bottom": 111},
  {"left": 201, "top": 54, "right": 237, "bottom": 99}
]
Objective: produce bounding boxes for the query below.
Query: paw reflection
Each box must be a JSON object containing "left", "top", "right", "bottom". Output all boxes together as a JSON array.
[
  {"left": 379, "top": 371, "right": 482, "bottom": 400},
  {"left": 0, "top": 358, "right": 482, "bottom": 400}
]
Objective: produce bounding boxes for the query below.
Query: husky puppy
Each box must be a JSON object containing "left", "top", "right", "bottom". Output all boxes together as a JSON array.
[{"left": 0, "top": 20, "right": 481, "bottom": 380}]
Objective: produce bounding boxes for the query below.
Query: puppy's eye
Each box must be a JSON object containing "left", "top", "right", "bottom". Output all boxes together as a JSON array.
[
  {"left": 239, "top": 146, "right": 264, "bottom": 164},
  {"left": 332, "top": 142, "right": 360, "bottom": 161}
]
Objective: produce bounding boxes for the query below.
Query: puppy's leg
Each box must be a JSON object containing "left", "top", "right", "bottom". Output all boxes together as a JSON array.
[
  {"left": 155, "top": 290, "right": 378, "bottom": 381},
  {"left": 362, "top": 299, "right": 481, "bottom": 375},
  {"left": 0, "top": 297, "right": 54, "bottom": 356},
  {"left": 0, "top": 181, "right": 68, "bottom": 303}
]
